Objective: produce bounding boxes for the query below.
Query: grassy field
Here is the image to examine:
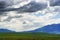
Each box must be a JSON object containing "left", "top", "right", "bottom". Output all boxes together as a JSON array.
[{"left": 0, "top": 32, "right": 60, "bottom": 40}]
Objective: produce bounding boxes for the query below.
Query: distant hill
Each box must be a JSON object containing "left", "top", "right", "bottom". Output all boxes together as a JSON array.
[
  {"left": 30, "top": 24, "right": 60, "bottom": 34},
  {"left": 0, "top": 29, "right": 14, "bottom": 32}
]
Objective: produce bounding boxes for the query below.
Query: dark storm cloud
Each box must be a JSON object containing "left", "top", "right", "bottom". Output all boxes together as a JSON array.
[
  {"left": 0, "top": 2, "right": 47, "bottom": 12},
  {"left": 0, "top": 1, "right": 12, "bottom": 15},
  {"left": 0, "top": 1, "right": 6, "bottom": 9},
  {"left": 50, "top": 0, "right": 60, "bottom": 6},
  {"left": 18, "top": 1, "right": 47, "bottom": 12}
]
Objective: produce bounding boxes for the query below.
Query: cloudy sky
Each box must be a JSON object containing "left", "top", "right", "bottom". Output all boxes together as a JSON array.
[{"left": 0, "top": 0, "right": 60, "bottom": 32}]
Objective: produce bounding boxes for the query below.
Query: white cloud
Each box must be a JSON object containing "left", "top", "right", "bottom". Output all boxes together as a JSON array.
[{"left": 0, "top": 0, "right": 60, "bottom": 32}]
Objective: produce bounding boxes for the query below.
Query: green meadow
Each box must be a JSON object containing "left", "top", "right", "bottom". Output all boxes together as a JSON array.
[{"left": 0, "top": 32, "right": 60, "bottom": 40}]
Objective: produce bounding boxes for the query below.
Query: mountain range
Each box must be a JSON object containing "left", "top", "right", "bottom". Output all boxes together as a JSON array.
[
  {"left": 0, "top": 29, "right": 14, "bottom": 32},
  {"left": 29, "top": 24, "right": 60, "bottom": 34},
  {"left": 0, "top": 24, "right": 60, "bottom": 34}
]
